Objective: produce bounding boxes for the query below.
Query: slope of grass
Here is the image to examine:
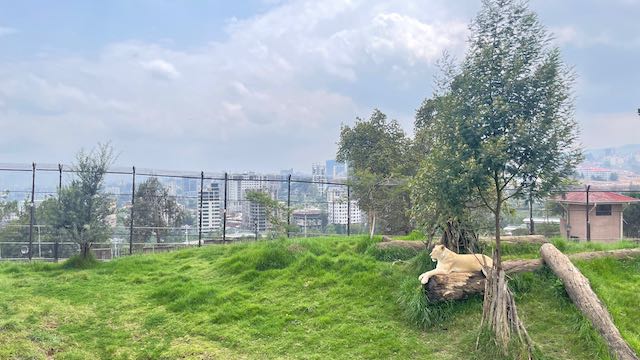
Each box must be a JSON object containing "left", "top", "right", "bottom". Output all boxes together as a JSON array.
[
  {"left": 575, "top": 256, "right": 640, "bottom": 353},
  {"left": 0, "top": 235, "right": 635, "bottom": 359}
]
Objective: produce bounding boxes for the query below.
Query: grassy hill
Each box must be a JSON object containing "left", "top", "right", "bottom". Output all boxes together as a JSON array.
[{"left": 0, "top": 236, "right": 637, "bottom": 359}]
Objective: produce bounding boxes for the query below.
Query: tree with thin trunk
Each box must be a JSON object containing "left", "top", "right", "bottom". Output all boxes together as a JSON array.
[
  {"left": 413, "top": 0, "right": 582, "bottom": 355},
  {"left": 54, "top": 144, "right": 116, "bottom": 259},
  {"left": 337, "top": 109, "right": 413, "bottom": 237},
  {"left": 128, "top": 177, "right": 185, "bottom": 243}
]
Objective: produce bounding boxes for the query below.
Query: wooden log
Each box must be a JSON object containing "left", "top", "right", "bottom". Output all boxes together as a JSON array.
[
  {"left": 540, "top": 243, "right": 638, "bottom": 360},
  {"left": 424, "top": 248, "right": 640, "bottom": 303},
  {"left": 479, "top": 235, "right": 548, "bottom": 245},
  {"left": 375, "top": 240, "right": 426, "bottom": 252}
]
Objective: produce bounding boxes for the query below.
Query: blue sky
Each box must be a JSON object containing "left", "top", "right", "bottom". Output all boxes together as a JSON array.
[{"left": 1, "top": 0, "right": 638, "bottom": 173}]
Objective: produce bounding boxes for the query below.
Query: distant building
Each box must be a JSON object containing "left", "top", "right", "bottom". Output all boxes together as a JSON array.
[
  {"left": 198, "top": 182, "right": 222, "bottom": 234},
  {"left": 326, "top": 185, "right": 363, "bottom": 225},
  {"left": 577, "top": 166, "right": 613, "bottom": 180},
  {"left": 312, "top": 163, "right": 327, "bottom": 193},
  {"left": 242, "top": 189, "right": 270, "bottom": 232},
  {"left": 325, "top": 160, "right": 348, "bottom": 180},
  {"left": 292, "top": 207, "right": 324, "bottom": 235},
  {"left": 555, "top": 191, "right": 640, "bottom": 241},
  {"left": 227, "top": 173, "right": 279, "bottom": 213}
]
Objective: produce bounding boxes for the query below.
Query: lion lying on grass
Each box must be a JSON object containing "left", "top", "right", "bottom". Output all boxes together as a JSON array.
[{"left": 418, "top": 244, "right": 493, "bottom": 285}]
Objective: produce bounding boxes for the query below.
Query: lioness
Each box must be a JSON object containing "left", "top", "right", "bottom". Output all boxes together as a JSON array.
[{"left": 418, "top": 244, "right": 493, "bottom": 285}]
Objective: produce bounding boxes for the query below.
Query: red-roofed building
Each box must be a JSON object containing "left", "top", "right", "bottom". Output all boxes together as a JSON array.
[{"left": 556, "top": 191, "right": 640, "bottom": 241}]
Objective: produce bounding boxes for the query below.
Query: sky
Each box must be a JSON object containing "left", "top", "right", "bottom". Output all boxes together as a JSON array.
[{"left": 0, "top": 0, "right": 639, "bottom": 174}]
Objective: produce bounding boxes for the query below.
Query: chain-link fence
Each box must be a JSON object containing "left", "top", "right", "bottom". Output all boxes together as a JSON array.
[
  {"left": 0, "top": 163, "right": 366, "bottom": 261},
  {"left": 1, "top": 162, "right": 639, "bottom": 261}
]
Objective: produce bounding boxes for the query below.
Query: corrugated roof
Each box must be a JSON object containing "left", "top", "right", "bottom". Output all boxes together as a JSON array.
[{"left": 555, "top": 191, "right": 640, "bottom": 204}]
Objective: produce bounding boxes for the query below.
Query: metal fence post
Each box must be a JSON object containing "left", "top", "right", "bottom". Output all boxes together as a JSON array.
[
  {"left": 129, "top": 166, "right": 136, "bottom": 255},
  {"left": 287, "top": 174, "right": 291, "bottom": 238},
  {"left": 28, "top": 162, "right": 36, "bottom": 260},
  {"left": 586, "top": 185, "right": 591, "bottom": 242},
  {"left": 198, "top": 171, "right": 203, "bottom": 247},
  {"left": 529, "top": 190, "right": 534, "bottom": 235},
  {"left": 55, "top": 164, "right": 62, "bottom": 262},
  {"left": 223, "top": 173, "right": 228, "bottom": 242},
  {"left": 347, "top": 185, "right": 351, "bottom": 236}
]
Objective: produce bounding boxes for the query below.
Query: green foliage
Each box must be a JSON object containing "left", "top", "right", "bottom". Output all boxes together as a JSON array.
[
  {"left": 366, "top": 244, "right": 421, "bottom": 262},
  {"left": 623, "top": 192, "right": 640, "bottom": 238},
  {"left": 52, "top": 143, "right": 116, "bottom": 258},
  {"left": 411, "top": 0, "right": 582, "bottom": 264},
  {"left": 245, "top": 190, "right": 294, "bottom": 238},
  {"left": 128, "top": 177, "right": 186, "bottom": 243},
  {"left": 0, "top": 236, "right": 635, "bottom": 359},
  {"left": 337, "top": 109, "right": 414, "bottom": 235},
  {"left": 63, "top": 253, "right": 99, "bottom": 269}
]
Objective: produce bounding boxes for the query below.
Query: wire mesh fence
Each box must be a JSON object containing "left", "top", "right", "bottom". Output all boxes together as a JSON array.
[
  {"left": 0, "top": 163, "right": 366, "bottom": 261},
  {"left": 1, "top": 162, "right": 639, "bottom": 262}
]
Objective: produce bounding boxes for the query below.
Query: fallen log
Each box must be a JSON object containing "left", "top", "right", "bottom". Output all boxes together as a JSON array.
[
  {"left": 479, "top": 235, "right": 547, "bottom": 245},
  {"left": 540, "top": 243, "right": 638, "bottom": 360},
  {"left": 375, "top": 240, "right": 426, "bottom": 252},
  {"left": 424, "top": 248, "right": 640, "bottom": 302}
]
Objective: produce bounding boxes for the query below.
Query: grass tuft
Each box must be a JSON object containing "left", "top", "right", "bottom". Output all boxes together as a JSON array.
[{"left": 62, "top": 253, "right": 99, "bottom": 269}]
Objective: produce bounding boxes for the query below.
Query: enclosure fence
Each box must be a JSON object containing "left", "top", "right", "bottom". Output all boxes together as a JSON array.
[
  {"left": 1, "top": 162, "right": 639, "bottom": 261},
  {"left": 0, "top": 163, "right": 361, "bottom": 261}
]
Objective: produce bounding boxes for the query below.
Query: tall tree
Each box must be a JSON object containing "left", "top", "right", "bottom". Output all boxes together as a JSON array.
[
  {"left": 128, "top": 177, "right": 186, "bottom": 243},
  {"left": 54, "top": 144, "right": 116, "bottom": 259},
  {"left": 413, "top": 0, "right": 582, "bottom": 354},
  {"left": 337, "top": 109, "right": 413, "bottom": 237}
]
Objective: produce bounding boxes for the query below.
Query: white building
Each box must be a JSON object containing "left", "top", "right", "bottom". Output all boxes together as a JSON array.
[
  {"left": 227, "top": 173, "right": 279, "bottom": 213},
  {"left": 198, "top": 182, "right": 222, "bottom": 233},
  {"left": 326, "top": 185, "right": 363, "bottom": 225},
  {"left": 312, "top": 163, "right": 327, "bottom": 193}
]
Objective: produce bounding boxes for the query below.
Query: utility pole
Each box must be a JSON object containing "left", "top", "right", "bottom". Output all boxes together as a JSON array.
[{"left": 586, "top": 185, "right": 591, "bottom": 242}]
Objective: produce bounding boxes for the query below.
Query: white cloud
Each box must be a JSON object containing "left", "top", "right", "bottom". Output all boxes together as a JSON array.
[
  {"left": 0, "top": 0, "right": 470, "bottom": 171},
  {"left": 0, "top": 26, "right": 17, "bottom": 37},
  {"left": 141, "top": 59, "right": 181, "bottom": 80}
]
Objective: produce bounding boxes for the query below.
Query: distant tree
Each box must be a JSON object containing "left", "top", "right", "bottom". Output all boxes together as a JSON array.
[
  {"left": 245, "top": 190, "right": 294, "bottom": 238},
  {"left": 53, "top": 143, "right": 116, "bottom": 259},
  {"left": 609, "top": 172, "right": 619, "bottom": 181},
  {"left": 0, "top": 200, "right": 18, "bottom": 223},
  {"left": 337, "top": 109, "right": 413, "bottom": 237},
  {"left": 128, "top": 177, "right": 186, "bottom": 243},
  {"left": 623, "top": 192, "right": 640, "bottom": 238}
]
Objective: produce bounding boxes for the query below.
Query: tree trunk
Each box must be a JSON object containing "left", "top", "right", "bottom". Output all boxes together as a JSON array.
[
  {"left": 441, "top": 219, "right": 480, "bottom": 254},
  {"left": 369, "top": 212, "right": 376, "bottom": 240},
  {"left": 540, "top": 244, "right": 639, "bottom": 360},
  {"left": 424, "top": 248, "right": 640, "bottom": 302},
  {"left": 81, "top": 242, "right": 91, "bottom": 259}
]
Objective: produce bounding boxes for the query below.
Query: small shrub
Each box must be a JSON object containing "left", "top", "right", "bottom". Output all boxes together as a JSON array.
[
  {"left": 396, "top": 276, "right": 481, "bottom": 329},
  {"left": 63, "top": 253, "right": 98, "bottom": 269},
  {"left": 255, "top": 243, "right": 296, "bottom": 271},
  {"left": 366, "top": 245, "right": 420, "bottom": 262}
]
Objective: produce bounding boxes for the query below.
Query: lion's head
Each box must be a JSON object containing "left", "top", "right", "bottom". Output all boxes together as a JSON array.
[{"left": 429, "top": 244, "right": 447, "bottom": 262}]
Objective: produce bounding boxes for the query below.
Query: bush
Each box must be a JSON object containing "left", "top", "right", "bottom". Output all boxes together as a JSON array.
[{"left": 63, "top": 253, "right": 99, "bottom": 269}]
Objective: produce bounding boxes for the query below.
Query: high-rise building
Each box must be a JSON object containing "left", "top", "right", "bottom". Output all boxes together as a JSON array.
[
  {"left": 198, "top": 182, "right": 222, "bottom": 234},
  {"left": 227, "top": 173, "right": 279, "bottom": 213},
  {"left": 325, "top": 160, "right": 348, "bottom": 180},
  {"left": 312, "top": 163, "right": 327, "bottom": 193},
  {"left": 241, "top": 189, "right": 270, "bottom": 232},
  {"left": 326, "top": 185, "right": 363, "bottom": 225}
]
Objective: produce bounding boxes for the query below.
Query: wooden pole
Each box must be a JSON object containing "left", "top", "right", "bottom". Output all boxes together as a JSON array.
[{"left": 540, "top": 243, "right": 638, "bottom": 360}]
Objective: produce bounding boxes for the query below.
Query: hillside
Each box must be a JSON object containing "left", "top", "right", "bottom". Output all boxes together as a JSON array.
[{"left": 0, "top": 236, "right": 638, "bottom": 359}]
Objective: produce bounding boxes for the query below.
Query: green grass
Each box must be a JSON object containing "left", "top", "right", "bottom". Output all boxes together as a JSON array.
[
  {"left": 0, "top": 235, "right": 636, "bottom": 359},
  {"left": 575, "top": 256, "right": 640, "bottom": 353}
]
